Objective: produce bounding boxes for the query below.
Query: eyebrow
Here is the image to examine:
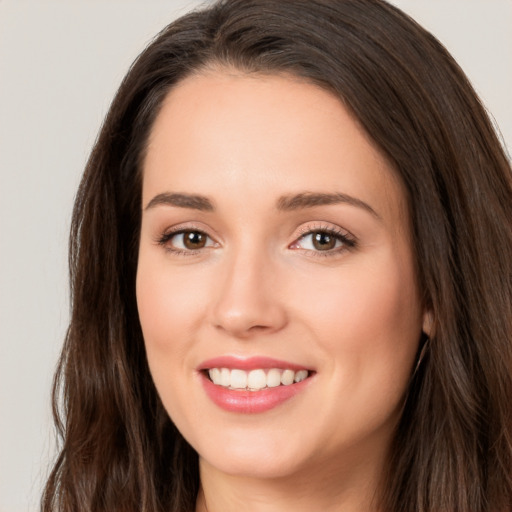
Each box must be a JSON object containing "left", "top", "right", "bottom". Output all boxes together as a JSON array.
[
  {"left": 276, "top": 192, "right": 380, "bottom": 219},
  {"left": 144, "top": 190, "right": 379, "bottom": 218},
  {"left": 145, "top": 192, "right": 214, "bottom": 211}
]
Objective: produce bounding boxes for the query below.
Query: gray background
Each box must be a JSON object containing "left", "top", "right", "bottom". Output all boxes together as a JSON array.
[{"left": 1, "top": 1, "right": 510, "bottom": 510}]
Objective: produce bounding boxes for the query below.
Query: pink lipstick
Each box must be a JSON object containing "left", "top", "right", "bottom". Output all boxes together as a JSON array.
[{"left": 198, "top": 356, "right": 314, "bottom": 413}]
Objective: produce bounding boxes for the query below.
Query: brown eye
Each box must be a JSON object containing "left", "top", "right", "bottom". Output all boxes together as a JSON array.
[
  {"left": 311, "top": 231, "right": 337, "bottom": 250},
  {"left": 291, "top": 228, "right": 355, "bottom": 255},
  {"left": 159, "top": 229, "right": 215, "bottom": 253},
  {"left": 182, "top": 231, "right": 207, "bottom": 249}
]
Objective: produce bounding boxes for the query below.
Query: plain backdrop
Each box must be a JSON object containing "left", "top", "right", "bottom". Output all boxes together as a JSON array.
[{"left": 0, "top": 1, "right": 510, "bottom": 511}]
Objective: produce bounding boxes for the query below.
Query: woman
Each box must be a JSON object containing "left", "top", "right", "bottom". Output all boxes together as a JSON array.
[{"left": 42, "top": 1, "right": 512, "bottom": 511}]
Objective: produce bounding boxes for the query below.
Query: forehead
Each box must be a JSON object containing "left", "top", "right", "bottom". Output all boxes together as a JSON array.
[{"left": 142, "top": 70, "right": 408, "bottom": 225}]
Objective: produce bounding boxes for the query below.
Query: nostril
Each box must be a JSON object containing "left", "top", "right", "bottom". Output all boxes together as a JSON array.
[{"left": 249, "top": 325, "right": 269, "bottom": 331}]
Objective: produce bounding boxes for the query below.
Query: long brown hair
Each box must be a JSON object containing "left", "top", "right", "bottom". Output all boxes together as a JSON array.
[{"left": 42, "top": 1, "right": 512, "bottom": 511}]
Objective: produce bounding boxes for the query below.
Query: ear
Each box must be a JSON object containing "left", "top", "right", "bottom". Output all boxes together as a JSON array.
[{"left": 422, "top": 310, "right": 433, "bottom": 338}]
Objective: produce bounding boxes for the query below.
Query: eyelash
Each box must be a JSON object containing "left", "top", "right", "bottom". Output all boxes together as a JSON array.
[
  {"left": 294, "top": 224, "right": 357, "bottom": 257},
  {"left": 156, "top": 225, "right": 215, "bottom": 256},
  {"left": 156, "top": 224, "right": 357, "bottom": 257}
]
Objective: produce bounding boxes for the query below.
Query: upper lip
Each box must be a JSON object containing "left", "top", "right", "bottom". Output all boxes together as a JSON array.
[{"left": 197, "top": 356, "right": 312, "bottom": 372}]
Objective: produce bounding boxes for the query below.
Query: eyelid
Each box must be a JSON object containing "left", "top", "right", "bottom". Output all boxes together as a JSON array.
[{"left": 296, "top": 222, "right": 353, "bottom": 239}]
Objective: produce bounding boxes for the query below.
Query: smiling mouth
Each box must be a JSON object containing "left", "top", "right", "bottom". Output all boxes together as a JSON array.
[{"left": 206, "top": 368, "right": 311, "bottom": 391}]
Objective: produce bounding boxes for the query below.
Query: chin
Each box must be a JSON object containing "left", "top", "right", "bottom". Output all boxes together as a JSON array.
[
  {"left": 201, "top": 451, "right": 304, "bottom": 480},
  {"left": 195, "top": 429, "right": 310, "bottom": 479}
]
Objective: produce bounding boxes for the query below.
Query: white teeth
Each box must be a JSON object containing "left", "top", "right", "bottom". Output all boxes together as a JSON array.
[
  {"left": 247, "top": 369, "right": 267, "bottom": 390},
  {"left": 281, "top": 369, "right": 295, "bottom": 386},
  {"left": 294, "top": 370, "right": 308, "bottom": 383},
  {"left": 230, "top": 369, "right": 248, "bottom": 389},
  {"left": 267, "top": 368, "right": 282, "bottom": 388},
  {"left": 209, "top": 368, "right": 221, "bottom": 385},
  {"left": 207, "top": 367, "right": 310, "bottom": 391},
  {"left": 220, "top": 367, "right": 230, "bottom": 387}
]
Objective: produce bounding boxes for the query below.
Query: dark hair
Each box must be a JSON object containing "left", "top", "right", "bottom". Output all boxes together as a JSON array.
[{"left": 43, "top": 1, "right": 512, "bottom": 511}]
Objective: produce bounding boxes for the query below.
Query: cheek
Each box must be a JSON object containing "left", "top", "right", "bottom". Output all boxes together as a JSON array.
[
  {"left": 289, "top": 253, "right": 422, "bottom": 448},
  {"left": 136, "top": 262, "right": 200, "bottom": 412},
  {"left": 136, "top": 257, "right": 200, "bottom": 420},
  {"left": 293, "top": 251, "right": 422, "bottom": 383},
  {"left": 136, "top": 256, "right": 208, "bottom": 352}
]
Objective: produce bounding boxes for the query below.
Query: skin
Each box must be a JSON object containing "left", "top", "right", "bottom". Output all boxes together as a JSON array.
[{"left": 136, "top": 70, "right": 429, "bottom": 512}]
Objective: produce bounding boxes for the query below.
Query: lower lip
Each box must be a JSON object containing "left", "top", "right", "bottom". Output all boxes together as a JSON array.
[{"left": 200, "top": 373, "right": 312, "bottom": 414}]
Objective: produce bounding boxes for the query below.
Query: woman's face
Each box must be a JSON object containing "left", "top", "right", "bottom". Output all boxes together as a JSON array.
[{"left": 137, "top": 71, "right": 428, "bottom": 481}]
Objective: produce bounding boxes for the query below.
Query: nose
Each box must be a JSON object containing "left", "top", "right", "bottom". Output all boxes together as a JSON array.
[{"left": 210, "top": 249, "right": 288, "bottom": 339}]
